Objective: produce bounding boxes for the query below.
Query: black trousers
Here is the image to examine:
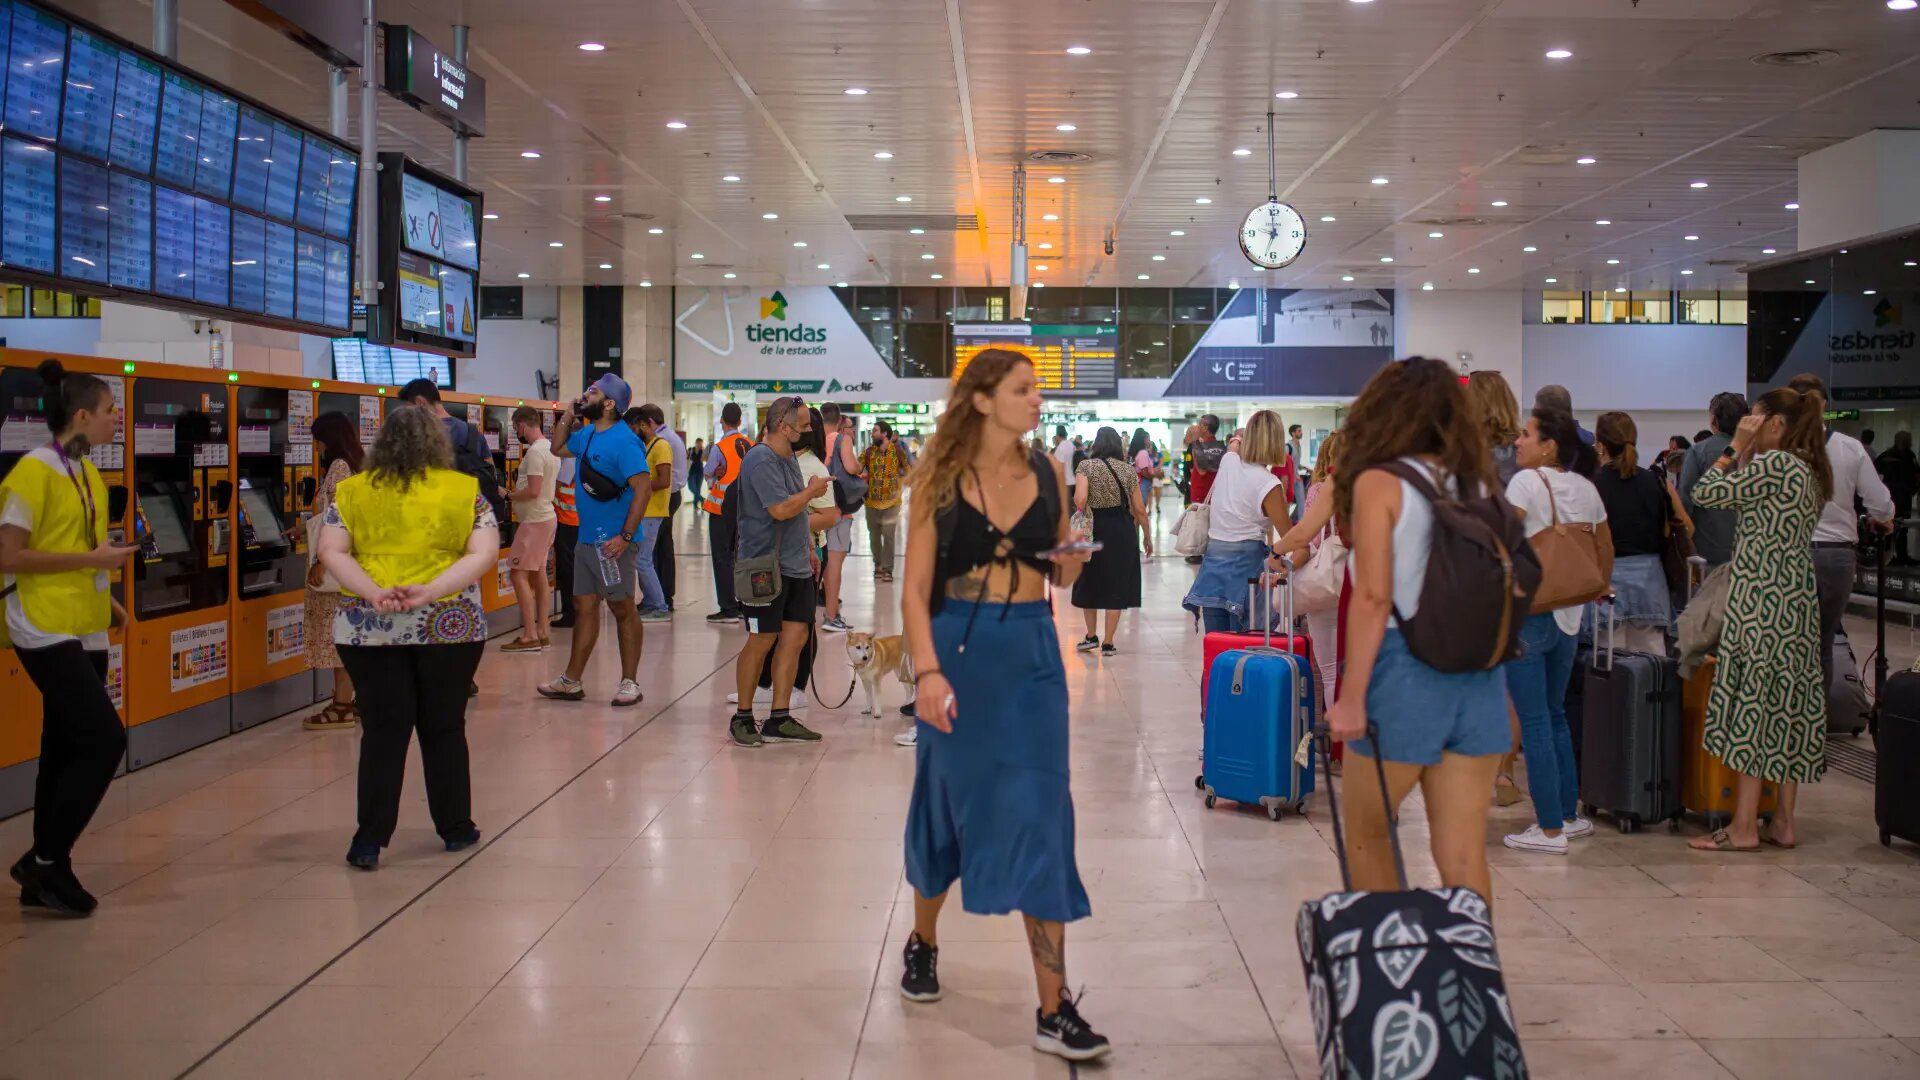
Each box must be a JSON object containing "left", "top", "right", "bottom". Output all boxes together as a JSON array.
[
  {"left": 16, "top": 642, "right": 124, "bottom": 863},
  {"left": 709, "top": 509, "right": 740, "bottom": 615},
  {"left": 337, "top": 643, "right": 485, "bottom": 847},
  {"left": 654, "top": 491, "right": 681, "bottom": 608},
  {"left": 552, "top": 520, "right": 578, "bottom": 624}
]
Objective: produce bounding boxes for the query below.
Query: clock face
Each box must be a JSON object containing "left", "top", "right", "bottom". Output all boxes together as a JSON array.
[{"left": 1239, "top": 201, "right": 1307, "bottom": 269}]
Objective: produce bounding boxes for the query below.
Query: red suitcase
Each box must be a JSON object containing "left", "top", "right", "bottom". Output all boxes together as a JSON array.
[{"left": 1197, "top": 576, "right": 1317, "bottom": 789}]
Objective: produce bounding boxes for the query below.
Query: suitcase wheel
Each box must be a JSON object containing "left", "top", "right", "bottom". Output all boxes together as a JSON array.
[
  {"left": 1617, "top": 816, "right": 1641, "bottom": 835},
  {"left": 1205, "top": 795, "right": 1217, "bottom": 809},
  {"left": 1883, "top": 830, "right": 1893, "bottom": 848},
  {"left": 1194, "top": 773, "right": 1206, "bottom": 791},
  {"left": 1267, "top": 804, "right": 1284, "bottom": 822}
]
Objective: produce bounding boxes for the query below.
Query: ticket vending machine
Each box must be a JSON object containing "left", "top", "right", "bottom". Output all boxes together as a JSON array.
[
  {"left": 126, "top": 370, "right": 235, "bottom": 768},
  {"left": 0, "top": 352, "right": 131, "bottom": 818},
  {"left": 447, "top": 396, "right": 519, "bottom": 637},
  {"left": 230, "top": 377, "right": 309, "bottom": 731},
  {"left": 307, "top": 387, "right": 382, "bottom": 703}
]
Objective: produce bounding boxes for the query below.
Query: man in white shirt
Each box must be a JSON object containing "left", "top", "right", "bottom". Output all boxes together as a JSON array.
[
  {"left": 502, "top": 406, "right": 560, "bottom": 652},
  {"left": 1788, "top": 374, "right": 1894, "bottom": 698},
  {"left": 1052, "top": 426, "right": 1077, "bottom": 493}
]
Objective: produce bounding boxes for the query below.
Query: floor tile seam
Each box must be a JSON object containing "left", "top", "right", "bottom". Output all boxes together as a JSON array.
[
  {"left": 169, "top": 645, "right": 747, "bottom": 1079},
  {"left": 842, "top": 886, "right": 906, "bottom": 1080}
]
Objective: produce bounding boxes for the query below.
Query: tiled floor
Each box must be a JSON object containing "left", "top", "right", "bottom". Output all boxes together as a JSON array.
[{"left": 1, "top": 509, "right": 1917, "bottom": 1079}]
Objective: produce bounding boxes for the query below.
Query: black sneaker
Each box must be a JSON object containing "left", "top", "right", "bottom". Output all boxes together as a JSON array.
[
  {"left": 346, "top": 839, "right": 381, "bottom": 871},
  {"left": 1034, "top": 990, "right": 1111, "bottom": 1062},
  {"left": 900, "top": 699, "right": 917, "bottom": 717},
  {"left": 9, "top": 853, "right": 96, "bottom": 917},
  {"left": 707, "top": 610, "right": 744, "bottom": 625},
  {"left": 900, "top": 932, "right": 942, "bottom": 1003},
  {"left": 1075, "top": 635, "right": 1099, "bottom": 652},
  {"left": 442, "top": 826, "right": 482, "bottom": 853},
  {"left": 762, "top": 714, "right": 823, "bottom": 743},
  {"left": 730, "top": 713, "right": 763, "bottom": 747}
]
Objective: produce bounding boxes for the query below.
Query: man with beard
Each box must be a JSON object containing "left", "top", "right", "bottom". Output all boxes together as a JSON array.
[{"left": 538, "top": 374, "right": 652, "bottom": 707}]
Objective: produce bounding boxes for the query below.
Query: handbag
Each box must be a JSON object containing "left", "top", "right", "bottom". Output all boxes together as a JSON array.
[
  {"left": 1174, "top": 468, "right": 1214, "bottom": 557},
  {"left": 1290, "top": 531, "right": 1349, "bottom": 615},
  {"left": 1658, "top": 475, "right": 1695, "bottom": 596},
  {"left": 305, "top": 512, "right": 340, "bottom": 594},
  {"left": 734, "top": 551, "right": 784, "bottom": 608},
  {"left": 1526, "top": 469, "right": 1607, "bottom": 613},
  {"left": 1676, "top": 560, "right": 1731, "bottom": 677}
]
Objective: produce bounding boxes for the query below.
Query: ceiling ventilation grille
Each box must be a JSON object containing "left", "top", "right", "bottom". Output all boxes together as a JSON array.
[
  {"left": 1026, "top": 150, "right": 1094, "bottom": 164},
  {"left": 847, "top": 214, "right": 979, "bottom": 232}
]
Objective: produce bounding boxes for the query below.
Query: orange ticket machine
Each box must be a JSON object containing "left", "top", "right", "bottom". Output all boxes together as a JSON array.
[
  {"left": 445, "top": 393, "right": 521, "bottom": 637},
  {"left": 230, "top": 374, "right": 314, "bottom": 732},
  {"left": 124, "top": 366, "right": 236, "bottom": 769},
  {"left": 308, "top": 387, "right": 384, "bottom": 703},
  {"left": 0, "top": 351, "right": 131, "bottom": 819}
]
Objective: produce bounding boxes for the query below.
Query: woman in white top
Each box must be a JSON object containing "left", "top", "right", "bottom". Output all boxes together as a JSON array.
[
  {"left": 1328, "top": 359, "right": 1512, "bottom": 907},
  {"left": 1502, "top": 407, "right": 1613, "bottom": 855},
  {"left": 1181, "top": 410, "right": 1291, "bottom": 632}
]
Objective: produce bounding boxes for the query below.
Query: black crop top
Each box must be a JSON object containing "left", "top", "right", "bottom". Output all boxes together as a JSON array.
[{"left": 929, "top": 448, "right": 1062, "bottom": 625}]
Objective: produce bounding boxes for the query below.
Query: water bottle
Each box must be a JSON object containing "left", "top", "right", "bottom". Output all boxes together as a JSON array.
[{"left": 597, "top": 537, "right": 623, "bottom": 588}]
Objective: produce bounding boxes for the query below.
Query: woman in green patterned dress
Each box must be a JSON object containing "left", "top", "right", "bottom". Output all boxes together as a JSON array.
[{"left": 1687, "top": 387, "right": 1831, "bottom": 853}]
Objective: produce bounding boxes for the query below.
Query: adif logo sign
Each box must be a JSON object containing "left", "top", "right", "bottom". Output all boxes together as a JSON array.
[{"left": 748, "top": 289, "right": 827, "bottom": 347}]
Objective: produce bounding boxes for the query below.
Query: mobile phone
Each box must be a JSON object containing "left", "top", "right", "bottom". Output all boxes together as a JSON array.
[{"left": 1040, "top": 539, "right": 1103, "bottom": 558}]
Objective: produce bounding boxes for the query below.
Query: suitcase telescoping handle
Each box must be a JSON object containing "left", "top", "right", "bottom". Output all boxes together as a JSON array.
[
  {"left": 1244, "top": 558, "right": 1294, "bottom": 648},
  {"left": 1313, "top": 723, "right": 1411, "bottom": 892}
]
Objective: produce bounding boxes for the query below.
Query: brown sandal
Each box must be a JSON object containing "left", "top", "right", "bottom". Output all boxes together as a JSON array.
[
  {"left": 304, "top": 701, "right": 358, "bottom": 731},
  {"left": 1689, "top": 827, "right": 1759, "bottom": 853}
]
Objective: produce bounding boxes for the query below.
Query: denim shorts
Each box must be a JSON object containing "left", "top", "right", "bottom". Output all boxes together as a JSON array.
[{"left": 1351, "top": 629, "right": 1512, "bottom": 765}]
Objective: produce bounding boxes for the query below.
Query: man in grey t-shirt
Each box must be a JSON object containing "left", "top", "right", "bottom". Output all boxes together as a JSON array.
[{"left": 730, "top": 396, "right": 833, "bottom": 748}]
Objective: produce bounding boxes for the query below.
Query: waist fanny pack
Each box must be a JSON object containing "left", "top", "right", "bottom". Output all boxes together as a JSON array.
[{"left": 575, "top": 431, "right": 624, "bottom": 502}]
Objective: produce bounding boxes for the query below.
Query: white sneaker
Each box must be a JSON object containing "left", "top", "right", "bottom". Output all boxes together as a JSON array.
[
  {"left": 724, "top": 688, "right": 810, "bottom": 708},
  {"left": 1503, "top": 824, "right": 1568, "bottom": 855},
  {"left": 894, "top": 727, "right": 918, "bottom": 747},
  {"left": 1562, "top": 816, "right": 1595, "bottom": 839}
]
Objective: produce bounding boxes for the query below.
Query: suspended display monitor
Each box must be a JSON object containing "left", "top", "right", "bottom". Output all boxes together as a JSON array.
[
  {"left": 0, "top": 0, "right": 359, "bottom": 335},
  {"left": 369, "top": 152, "right": 481, "bottom": 358},
  {"left": 330, "top": 336, "right": 453, "bottom": 388}
]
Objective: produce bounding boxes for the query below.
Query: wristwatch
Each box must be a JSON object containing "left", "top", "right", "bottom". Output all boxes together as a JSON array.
[{"left": 619, "top": 530, "right": 635, "bottom": 543}]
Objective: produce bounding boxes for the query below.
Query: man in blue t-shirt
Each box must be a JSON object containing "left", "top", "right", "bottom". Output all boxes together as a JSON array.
[{"left": 538, "top": 373, "right": 651, "bottom": 707}]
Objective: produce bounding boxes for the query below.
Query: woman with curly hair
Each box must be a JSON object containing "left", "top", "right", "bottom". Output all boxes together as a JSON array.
[{"left": 316, "top": 404, "right": 501, "bottom": 871}]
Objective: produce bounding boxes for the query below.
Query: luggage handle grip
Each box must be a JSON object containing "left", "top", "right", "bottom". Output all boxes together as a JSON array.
[
  {"left": 1314, "top": 722, "right": 1410, "bottom": 893},
  {"left": 1245, "top": 562, "right": 1292, "bottom": 648}
]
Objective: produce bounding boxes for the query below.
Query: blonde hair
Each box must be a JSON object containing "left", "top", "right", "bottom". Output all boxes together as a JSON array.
[
  {"left": 1311, "top": 429, "right": 1344, "bottom": 485},
  {"left": 1238, "top": 410, "right": 1287, "bottom": 467},
  {"left": 1467, "top": 370, "right": 1520, "bottom": 447},
  {"left": 365, "top": 403, "right": 453, "bottom": 490}
]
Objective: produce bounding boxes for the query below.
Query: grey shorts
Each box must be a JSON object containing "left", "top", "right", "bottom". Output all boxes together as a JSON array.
[
  {"left": 825, "top": 517, "right": 854, "bottom": 553},
  {"left": 573, "top": 541, "right": 639, "bottom": 599}
]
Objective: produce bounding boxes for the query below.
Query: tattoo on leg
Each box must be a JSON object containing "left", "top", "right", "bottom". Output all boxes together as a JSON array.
[{"left": 1024, "top": 918, "right": 1065, "bottom": 978}]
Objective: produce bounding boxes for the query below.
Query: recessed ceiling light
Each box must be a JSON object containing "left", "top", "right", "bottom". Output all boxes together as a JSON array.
[
  {"left": 483, "top": 212, "right": 499, "bottom": 220},
  {"left": 1763, "top": 248, "right": 1779, "bottom": 255},
  {"left": 1606, "top": 258, "right": 1620, "bottom": 265},
  {"left": 1370, "top": 177, "right": 1389, "bottom": 185},
  {"left": 920, "top": 253, "right": 935, "bottom": 260},
  {"left": 1891, "top": 1, "right": 1918, "bottom": 11},
  {"left": 1906, "top": 260, "right": 1918, "bottom": 267},
  {"left": 548, "top": 241, "right": 564, "bottom": 248},
  {"left": 1595, "top": 219, "right": 1611, "bottom": 225},
  {"left": 1195, "top": 197, "right": 1212, "bottom": 204},
  {"left": 1047, "top": 176, "right": 1065, "bottom": 184},
  {"left": 1042, "top": 213, "right": 1059, "bottom": 221},
  {"left": 1227, "top": 279, "right": 1239, "bottom": 289},
  {"left": 599, "top": 263, "right": 612, "bottom": 269},
  {"left": 1065, "top": 45, "right": 1091, "bottom": 55},
  {"left": 1152, "top": 254, "right": 1166, "bottom": 261},
  {"left": 1523, "top": 245, "right": 1538, "bottom": 253},
  {"left": 1784, "top": 202, "right": 1799, "bottom": 210},
  {"left": 1137, "top": 273, "right": 1150, "bottom": 280},
  {"left": 520, "top": 150, "right": 541, "bottom": 159},
  {"left": 835, "top": 281, "right": 848, "bottom": 287},
  {"left": 1805, "top": 279, "right": 1817, "bottom": 285},
  {"left": 1690, "top": 180, "right": 1709, "bottom": 189},
  {"left": 1232, "top": 148, "right": 1252, "bottom": 157},
  {"left": 1032, "top": 282, "right": 1045, "bottom": 288},
  {"left": 690, "top": 253, "right": 705, "bottom": 259},
  {"left": 873, "top": 151, "right": 894, "bottom": 160},
  {"left": 1491, "top": 200, "right": 1508, "bottom": 207},
  {"left": 1037, "top": 242, "right": 1053, "bottom": 250},
  {"left": 909, "top": 228, "right": 926, "bottom": 235},
  {"left": 1468, "top": 267, "right": 1481, "bottom": 274},
  {"left": 593, "top": 195, "right": 613, "bottom": 204},
  {"left": 1865, "top": 289, "right": 1878, "bottom": 295},
  {"left": 1170, "top": 230, "right": 1185, "bottom": 236},
  {"left": 895, "top": 195, "right": 913, "bottom": 202},
  {"left": 1321, "top": 215, "right": 1336, "bottom": 222},
  {"left": 578, "top": 42, "right": 606, "bottom": 52},
  {"left": 1428, "top": 231, "right": 1444, "bottom": 239},
  {"left": 762, "top": 212, "right": 778, "bottom": 220},
  {"left": 722, "top": 175, "right": 741, "bottom": 182},
  {"left": 1545, "top": 277, "right": 1558, "bottom": 283},
  {"left": 1422, "top": 282, "right": 1434, "bottom": 291},
  {"left": 1275, "top": 90, "right": 1299, "bottom": 99},
  {"left": 1034, "top": 263, "right": 1048, "bottom": 271},
  {"left": 817, "top": 263, "right": 830, "bottom": 270},
  {"left": 1615, "top": 286, "right": 1627, "bottom": 293},
  {"left": 844, "top": 87, "right": 868, "bottom": 96},
  {"left": 930, "top": 273, "right": 943, "bottom": 280},
  {"left": 516, "top": 272, "right": 530, "bottom": 279},
  {"left": 665, "top": 121, "right": 687, "bottom": 130},
  {"left": 639, "top": 280, "right": 653, "bottom": 288},
  {"left": 1681, "top": 269, "right": 1694, "bottom": 275},
  {"left": 793, "top": 241, "right": 808, "bottom": 248},
  {"left": 647, "top": 227, "right": 664, "bottom": 235},
  {"left": 1341, "top": 275, "right": 1355, "bottom": 282},
  {"left": 723, "top": 272, "right": 736, "bottom": 279},
  {"left": 1056, "top": 123, "right": 1077, "bottom": 132},
  {"left": 1576, "top": 156, "right": 1597, "bottom": 165},
  {"left": 1379, "top": 256, "right": 1394, "bottom": 263},
  {"left": 1684, "top": 234, "right": 1699, "bottom": 241},
  {"left": 1545, "top": 48, "right": 1572, "bottom": 60}
]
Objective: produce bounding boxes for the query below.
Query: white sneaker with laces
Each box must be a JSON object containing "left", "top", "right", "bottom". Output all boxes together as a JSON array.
[
  {"left": 1562, "top": 816, "right": 1595, "bottom": 839},
  {"left": 894, "top": 727, "right": 918, "bottom": 747},
  {"left": 612, "top": 679, "right": 643, "bottom": 707},
  {"left": 1503, "top": 824, "right": 1568, "bottom": 854}
]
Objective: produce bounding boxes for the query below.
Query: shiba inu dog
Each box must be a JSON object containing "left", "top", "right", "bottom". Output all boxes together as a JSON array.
[{"left": 846, "top": 632, "right": 913, "bottom": 718}]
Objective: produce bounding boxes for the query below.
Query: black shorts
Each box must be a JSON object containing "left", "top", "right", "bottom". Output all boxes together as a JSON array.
[{"left": 750, "top": 574, "right": 818, "bottom": 634}]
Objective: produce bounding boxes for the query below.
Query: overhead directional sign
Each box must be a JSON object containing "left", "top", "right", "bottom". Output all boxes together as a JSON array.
[{"left": 381, "top": 25, "right": 486, "bottom": 137}]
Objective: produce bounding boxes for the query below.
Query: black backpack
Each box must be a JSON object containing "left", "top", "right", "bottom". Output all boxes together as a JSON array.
[
  {"left": 446, "top": 417, "right": 507, "bottom": 523},
  {"left": 1376, "top": 460, "right": 1540, "bottom": 672}
]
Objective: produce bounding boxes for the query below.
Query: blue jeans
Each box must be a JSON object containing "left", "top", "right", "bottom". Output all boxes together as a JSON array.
[
  {"left": 1503, "top": 612, "right": 1580, "bottom": 832},
  {"left": 635, "top": 517, "right": 667, "bottom": 612}
]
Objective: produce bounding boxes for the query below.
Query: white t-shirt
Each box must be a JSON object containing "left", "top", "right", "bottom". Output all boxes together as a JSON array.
[
  {"left": 1054, "top": 439, "right": 1078, "bottom": 487},
  {"left": 1207, "top": 452, "right": 1283, "bottom": 543},
  {"left": 516, "top": 438, "right": 560, "bottom": 524},
  {"left": 1506, "top": 466, "right": 1609, "bottom": 635},
  {"left": 1350, "top": 458, "right": 1458, "bottom": 627}
]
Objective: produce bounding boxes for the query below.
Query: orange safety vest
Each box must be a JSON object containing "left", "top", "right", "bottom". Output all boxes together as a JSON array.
[
  {"left": 702, "top": 431, "right": 752, "bottom": 514},
  {"left": 554, "top": 463, "right": 579, "bottom": 527}
]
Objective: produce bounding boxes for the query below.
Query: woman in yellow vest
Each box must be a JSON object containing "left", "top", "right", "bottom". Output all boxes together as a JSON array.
[
  {"left": 316, "top": 404, "right": 500, "bottom": 871},
  {"left": 0, "top": 361, "right": 137, "bottom": 917}
]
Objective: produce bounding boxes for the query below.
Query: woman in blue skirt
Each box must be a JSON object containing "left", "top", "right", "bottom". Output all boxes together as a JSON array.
[{"left": 896, "top": 348, "right": 1110, "bottom": 1063}]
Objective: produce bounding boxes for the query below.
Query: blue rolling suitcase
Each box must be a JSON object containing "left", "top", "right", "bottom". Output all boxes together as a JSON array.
[{"left": 1202, "top": 576, "right": 1316, "bottom": 821}]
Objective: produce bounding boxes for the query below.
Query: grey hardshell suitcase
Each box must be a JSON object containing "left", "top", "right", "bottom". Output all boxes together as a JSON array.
[{"left": 1578, "top": 602, "right": 1683, "bottom": 833}]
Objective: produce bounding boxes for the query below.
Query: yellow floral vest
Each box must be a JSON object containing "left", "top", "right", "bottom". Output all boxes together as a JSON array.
[{"left": 331, "top": 468, "right": 478, "bottom": 598}]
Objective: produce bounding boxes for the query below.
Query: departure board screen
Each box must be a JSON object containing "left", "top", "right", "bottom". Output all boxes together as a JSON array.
[
  {"left": 376, "top": 154, "right": 483, "bottom": 357},
  {"left": 0, "top": 1, "right": 359, "bottom": 334},
  {"left": 952, "top": 324, "right": 1120, "bottom": 400},
  {"left": 330, "top": 338, "right": 454, "bottom": 388}
]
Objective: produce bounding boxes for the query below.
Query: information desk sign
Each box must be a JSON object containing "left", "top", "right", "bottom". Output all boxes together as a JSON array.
[{"left": 381, "top": 25, "right": 486, "bottom": 137}]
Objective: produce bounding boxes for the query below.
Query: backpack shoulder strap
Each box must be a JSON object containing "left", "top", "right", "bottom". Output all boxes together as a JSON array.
[{"left": 1374, "top": 459, "right": 1445, "bottom": 504}]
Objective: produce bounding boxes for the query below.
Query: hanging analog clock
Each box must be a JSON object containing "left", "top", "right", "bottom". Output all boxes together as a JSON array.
[{"left": 1239, "top": 199, "right": 1306, "bottom": 269}]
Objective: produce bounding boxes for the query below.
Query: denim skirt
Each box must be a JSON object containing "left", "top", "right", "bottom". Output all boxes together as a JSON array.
[
  {"left": 1182, "top": 538, "right": 1271, "bottom": 631},
  {"left": 1608, "top": 553, "right": 1672, "bottom": 629}
]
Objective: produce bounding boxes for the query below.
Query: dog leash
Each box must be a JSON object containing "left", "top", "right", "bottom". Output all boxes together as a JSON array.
[{"left": 806, "top": 623, "right": 859, "bottom": 711}]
